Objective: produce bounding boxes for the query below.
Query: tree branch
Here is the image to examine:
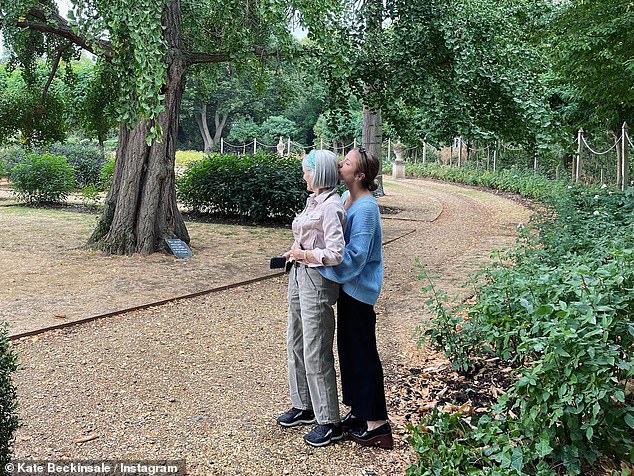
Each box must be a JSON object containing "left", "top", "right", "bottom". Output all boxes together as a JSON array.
[
  {"left": 183, "top": 51, "right": 231, "bottom": 65},
  {"left": 17, "top": 7, "right": 113, "bottom": 58},
  {"left": 41, "top": 42, "right": 69, "bottom": 104},
  {"left": 18, "top": 7, "right": 287, "bottom": 69},
  {"left": 184, "top": 46, "right": 283, "bottom": 66}
]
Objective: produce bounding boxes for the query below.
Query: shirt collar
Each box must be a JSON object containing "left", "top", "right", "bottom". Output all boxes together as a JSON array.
[{"left": 310, "top": 189, "right": 335, "bottom": 204}]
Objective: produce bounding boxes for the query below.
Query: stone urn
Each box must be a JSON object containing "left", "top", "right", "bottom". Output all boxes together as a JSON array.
[{"left": 392, "top": 141, "right": 406, "bottom": 179}]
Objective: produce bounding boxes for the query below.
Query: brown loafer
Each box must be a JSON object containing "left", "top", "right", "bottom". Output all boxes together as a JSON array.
[{"left": 348, "top": 422, "right": 393, "bottom": 449}]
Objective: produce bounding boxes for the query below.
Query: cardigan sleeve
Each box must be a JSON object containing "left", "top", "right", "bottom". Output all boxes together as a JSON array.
[{"left": 319, "top": 202, "right": 377, "bottom": 284}]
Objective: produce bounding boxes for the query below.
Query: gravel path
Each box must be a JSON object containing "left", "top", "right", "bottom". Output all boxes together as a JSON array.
[{"left": 10, "top": 179, "right": 531, "bottom": 475}]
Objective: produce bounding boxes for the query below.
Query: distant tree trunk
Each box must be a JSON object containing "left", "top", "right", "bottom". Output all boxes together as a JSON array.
[
  {"left": 88, "top": 2, "right": 189, "bottom": 255},
  {"left": 362, "top": 102, "right": 384, "bottom": 196},
  {"left": 195, "top": 103, "right": 214, "bottom": 152},
  {"left": 212, "top": 110, "right": 228, "bottom": 150}
]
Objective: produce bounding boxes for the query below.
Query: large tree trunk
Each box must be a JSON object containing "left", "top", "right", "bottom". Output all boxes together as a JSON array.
[
  {"left": 362, "top": 103, "right": 384, "bottom": 196},
  {"left": 88, "top": 1, "right": 189, "bottom": 255},
  {"left": 195, "top": 103, "right": 214, "bottom": 152}
]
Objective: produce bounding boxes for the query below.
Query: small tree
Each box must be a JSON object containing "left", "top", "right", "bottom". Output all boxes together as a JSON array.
[
  {"left": 259, "top": 116, "right": 297, "bottom": 145},
  {"left": 227, "top": 117, "right": 261, "bottom": 145}
]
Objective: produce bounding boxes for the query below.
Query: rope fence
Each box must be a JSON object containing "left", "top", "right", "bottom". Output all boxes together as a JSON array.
[{"left": 213, "top": 123, "right": 632, "bottom": 190}]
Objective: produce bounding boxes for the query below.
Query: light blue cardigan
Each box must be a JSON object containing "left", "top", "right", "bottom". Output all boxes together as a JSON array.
[{"left": 318, "top": 194, "right": 383, "bottom": 305}]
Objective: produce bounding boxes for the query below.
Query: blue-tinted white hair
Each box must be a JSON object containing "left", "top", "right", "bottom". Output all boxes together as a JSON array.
[{"left": 302, "top": 150, "right": 339, "bottom": 189}]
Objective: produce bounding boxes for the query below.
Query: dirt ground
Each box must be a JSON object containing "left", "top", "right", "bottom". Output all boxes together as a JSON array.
[
  {"left": 5, "top": 178, "right": 531, "bottom": 475},
  {"left": 0, "top": 182, "right": 430, "bottom": 337}
]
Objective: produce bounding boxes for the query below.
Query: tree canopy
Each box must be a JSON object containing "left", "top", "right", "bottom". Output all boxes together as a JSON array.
[
  {"left": 545, "top": 0, "right": 634, "bottom": 133},
  {"left": 0, "top": 0, "right": 347, "bottom": 254},
  {"left": 372, "top": 0, "right": 554, "bottom": 148}
]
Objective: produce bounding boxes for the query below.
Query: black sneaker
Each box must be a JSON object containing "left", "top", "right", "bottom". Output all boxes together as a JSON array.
[
  {"left": 276, "top": 407, "right": 316, "bottom": 427},
  {"left": 303, "top": 423, "right": 343, "bottom": 447},
  {"left": 341, "top": 411, "right": 366, "bottom": 432}
]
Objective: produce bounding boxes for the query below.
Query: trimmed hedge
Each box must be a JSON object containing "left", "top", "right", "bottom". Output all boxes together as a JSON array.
[
  {"left": 177, "top": 152, "right": 309, "bottom": 224},
  {"left": 404, "top": 163, "right": 570, "bottom": 203},
  {"left": 9, "top": 153, "right": 76, "bottom": 204},
  {"left": 0, "top": 324, "right": 18, "bottom": 476}
]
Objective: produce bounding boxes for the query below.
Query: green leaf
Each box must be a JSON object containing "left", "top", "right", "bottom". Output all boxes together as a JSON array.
[
  {"left": 535, "top": 435, "right": 553, "bottom": 457},
  {"left": 625, "top": 413, "right": 634, "bottom": 430},
  {"left": 511, "top": 446, "right": 524, "bottom": 472}
]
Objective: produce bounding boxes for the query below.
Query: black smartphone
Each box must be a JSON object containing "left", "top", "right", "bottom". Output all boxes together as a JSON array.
[{"left": 270, "top": 256, "right": 287, "bottom": 269}]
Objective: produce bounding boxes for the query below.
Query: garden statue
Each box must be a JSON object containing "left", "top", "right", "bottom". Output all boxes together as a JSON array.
[
  {"left": 277, "top": 137, "right": 286, "bottom": 157},
  {"left": 392, "top": 141, "right": 406, "bottom": 179}
]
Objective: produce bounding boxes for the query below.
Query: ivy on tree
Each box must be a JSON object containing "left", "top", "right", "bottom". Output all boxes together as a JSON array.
[{"left": 1, "top": 0, "right": 344, "bottom": 255}]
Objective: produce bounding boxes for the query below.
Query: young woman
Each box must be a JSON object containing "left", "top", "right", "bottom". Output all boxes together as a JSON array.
[
  {"left": 276, "top": 150, "right": 346, "bottom": 447},
  {"left": 319, "top": 147, "right": 393, "bottom": 450}
]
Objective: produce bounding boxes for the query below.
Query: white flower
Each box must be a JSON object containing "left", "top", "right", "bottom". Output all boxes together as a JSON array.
[
  {"left": 567, "top": 185, "right": 573, "bottom": 189},
  {"left": 516, "top": 223, "right": 525, "bottom": 230},
  {"left": 594, "top": 195, "right": 599, "bottom": 199},
  {"left": 593, "top": 210, "right": 600, "bottom": 216},
  {"left": 601, "top": 184, "right": 607, "bottom": 189}
]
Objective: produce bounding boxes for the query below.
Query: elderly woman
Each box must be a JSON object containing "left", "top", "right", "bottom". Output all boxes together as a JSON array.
[{"left": 276, "top": 149, "right": 346, "bottom": 447}]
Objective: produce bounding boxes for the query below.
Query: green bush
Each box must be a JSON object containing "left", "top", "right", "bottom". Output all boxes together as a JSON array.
[
  {"left": 0, "top": 147, "right": 27, "bottom": 176},
  {"left": 404, "top": 163, "right": 570, "bottom": 202},
  {"left": 227, "top": 118, "right": 260, "bottom": 144},
  {"left": 45, "top": 143, "right": 105, "bottom": 188},
  {"left": 0, "top": 144, "right": 104, "bottom": 187},
  {"left": 9, "top": 153, "right": 76, "bottom": 204},
  {"left": 416, "top": 181, "right": 634, "bottom": 474},
  {"left": 98, "top": 156, "right": 115, "bottom": 191},
  {"left": 0, "top": 324, "right": 18, "bottom": 475},
  {"left": 177, "top": 152, "right": 309, "bottom": 224}
]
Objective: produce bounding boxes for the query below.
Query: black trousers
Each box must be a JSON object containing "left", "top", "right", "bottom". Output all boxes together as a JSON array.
[{"left": 337, "top": 290, "right": 388, "bottom": 421}]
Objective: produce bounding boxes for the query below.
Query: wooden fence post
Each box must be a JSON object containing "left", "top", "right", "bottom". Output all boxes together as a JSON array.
[
  {"left": 622, "top": 122, "right": 629, "bottom": 191},
  {"left": 575, "top": 128, "right": 583, "bottom": 183},
  {"left": 457, "top": 137, "right": 462, "bottom": 167}
]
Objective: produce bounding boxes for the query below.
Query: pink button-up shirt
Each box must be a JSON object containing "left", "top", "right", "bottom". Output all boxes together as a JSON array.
[{"left": 291, "top": 190, "right": 346, "bottom": 267}]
